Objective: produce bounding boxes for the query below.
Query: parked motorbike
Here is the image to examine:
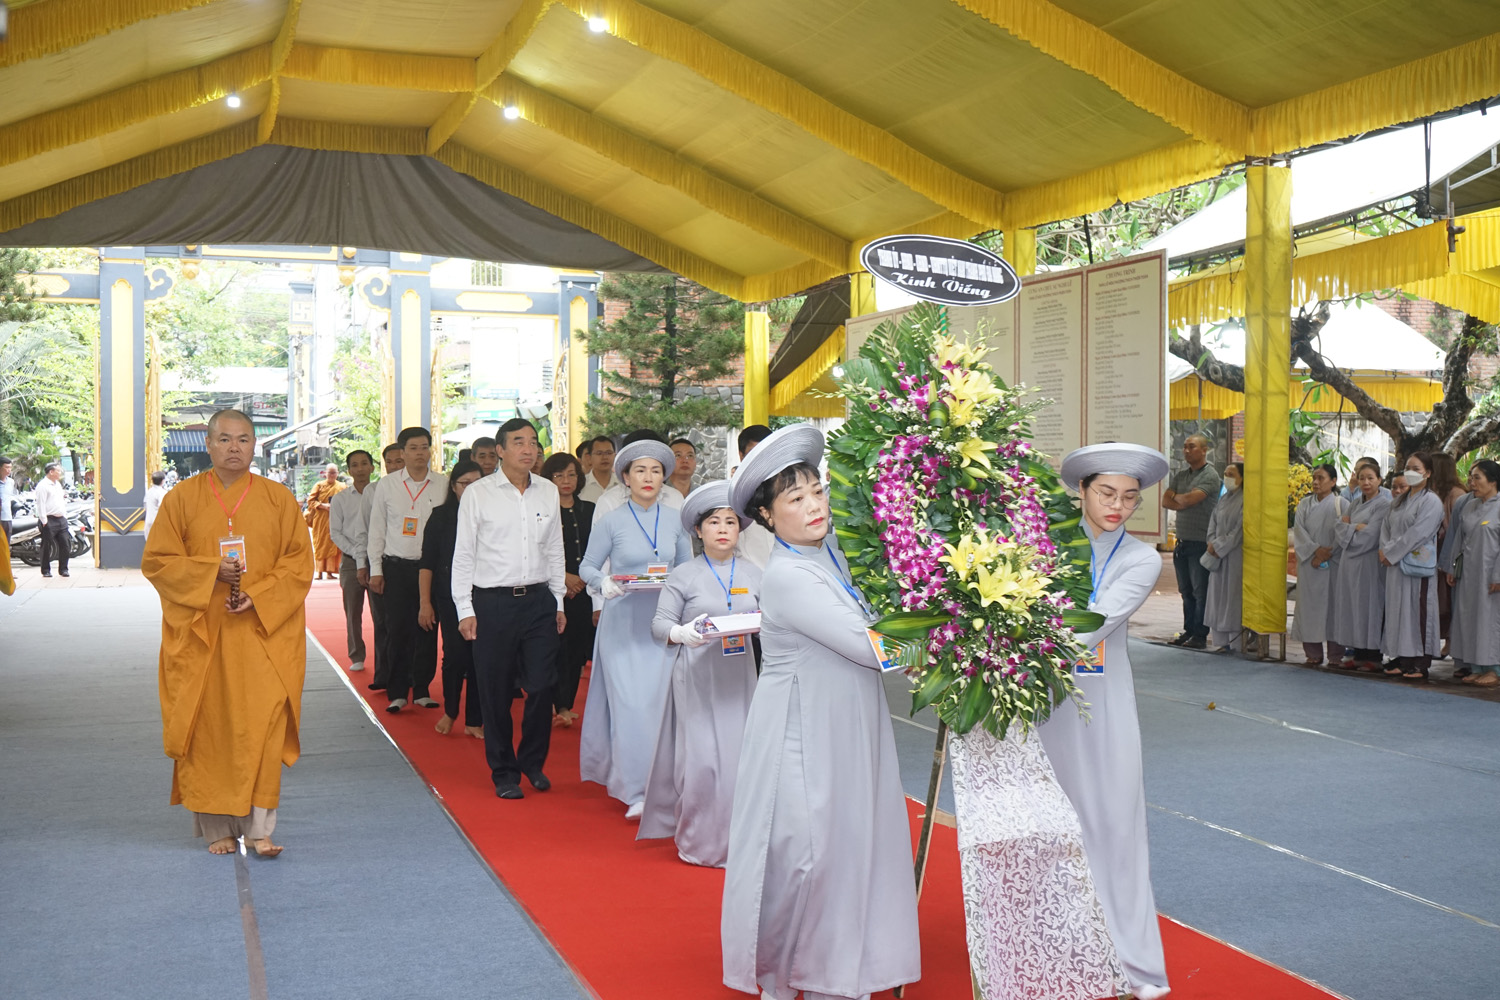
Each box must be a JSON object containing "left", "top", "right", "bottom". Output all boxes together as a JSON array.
[{"left": 8, "top": 504, "right": 93, "bottom": 566}]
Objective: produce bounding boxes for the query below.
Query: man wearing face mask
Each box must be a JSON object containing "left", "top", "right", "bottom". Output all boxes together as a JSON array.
[
  {"left": 1162, "top": 434, "right": 1221, "bottom": 649},
  {"left": 1378, "top": 453, "right": 1445, "bottom": 680}
]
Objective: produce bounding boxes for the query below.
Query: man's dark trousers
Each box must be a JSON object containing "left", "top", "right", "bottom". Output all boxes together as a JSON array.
[
  {"left": 1173, "top": 539, "right": 1210, "bottom": 638},
  {"left": 381, "top": 556, "right": 437, "bottom": 703},
  {"left": 471, "top": 586, "right": 558, "bottom": 788},
  {"left": 39, "top": 515, "right": 69, "bottom": 575}
]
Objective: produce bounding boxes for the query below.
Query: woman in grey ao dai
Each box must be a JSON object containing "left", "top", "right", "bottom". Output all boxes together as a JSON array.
[
  {"left": 1379, "top": 451, "right": 1446, "bottom": 680},
  {"left": 1331, "top": 462, "right": 1391, "bottom": 670},
  {"left": 1292, "top": 463, "right": 1348, "bottom": 665},
  {"left": 720, "top": 425, "right": 919, "bottom": 1000},
  {"left": 1203, "top": 462, "right": 1244, "bottom": 650},
  {"left": 639, "top": 481, "right": 761, "bottom": 867},
  {"left": 578, "top": 440, "right": 693, "bottom": 817},
  {"left": 1036, "top": 443, "right": 1171, "bottom": 1000},
  {"left": 1442, "top": 460, "right": 1500, "bottom": 686}
]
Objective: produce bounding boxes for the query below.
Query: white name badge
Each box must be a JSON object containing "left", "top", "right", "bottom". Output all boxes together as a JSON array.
[{"left": 219, "top": 535, "right": 246, "bottom": 571}]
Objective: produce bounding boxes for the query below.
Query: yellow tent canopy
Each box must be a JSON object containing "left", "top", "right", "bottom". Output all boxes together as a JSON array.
[
  {"left": 3, "top": 0, "right": 1500, "bottom": 302},
  {"left": 1169, "top": 372, "right": 1442, "bottom": 422}
]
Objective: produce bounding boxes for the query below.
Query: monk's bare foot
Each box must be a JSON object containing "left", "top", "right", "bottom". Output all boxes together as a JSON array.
[
  {"left": 464, "top": 725, "right": 484, "bottom": 739},
  {"left": 435, "top": 714, "right": 455, "bottom": 734},
  {"left": 208, "top": 836, "right": 238, "bottom": 855},
  {"left": 247, "top": 837, "right": 283, "bottom": 858}
]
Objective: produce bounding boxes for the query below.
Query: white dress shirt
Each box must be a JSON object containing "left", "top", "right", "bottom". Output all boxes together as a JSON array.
[
  {"left": 0, "top": 475, "right": 15, "bottom": 522},
  {"left": 328, "top": 483, "right": 372, "bottom": 568},
  {"left": 450, "top": 472, "right": 566, "bottom": 620},
  {"left": 366, "top": 467, "right": 449, "bottom": 576},
  {"left": 736, "top": 521, "right": 775, "bottom": 568},
  {"left": 35, "top": 478, "right": 67, "bottom": 519},
  {"left": 577, "top": 470, "right": 614, "bottom": 504},
  {"left": 143, "top": 484, "right": 167, "bottom": 533}
]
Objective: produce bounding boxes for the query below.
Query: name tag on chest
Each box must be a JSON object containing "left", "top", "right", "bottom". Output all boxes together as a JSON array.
[
  {"left": 1076, "top": 641, "right": 1105, "bottom": 674},
  {"left": 646, "top": 562, "right": 669, "bottom": 576},
  {"left": 721, "top": 634, "right": 748, "bottom": 656},
  {"left": 219, "top": 535, "right": 246, "bottom": 571},
  {"left": 402, "top": 516, "right": 419, "bottom": 537}
]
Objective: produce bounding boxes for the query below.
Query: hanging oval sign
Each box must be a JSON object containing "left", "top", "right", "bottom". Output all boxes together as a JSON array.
[{"left": 860, "top": 234, "right": 1020, "bottom": 307}]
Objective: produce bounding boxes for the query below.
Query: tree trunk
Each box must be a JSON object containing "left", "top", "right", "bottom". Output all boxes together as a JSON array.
[{"left": 660, "top": 278, "right": 678, "bottom": 404}]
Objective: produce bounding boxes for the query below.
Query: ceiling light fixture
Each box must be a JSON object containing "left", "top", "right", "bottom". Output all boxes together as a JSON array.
[
  {"left": 503, "top": 105, "right": 522, "bottom": 120},
  {"left": 226, "top": 93, "right": 242, "bottom": 109},
  {"left": 587, "top": 16, "right": 609, "bottom": 32}
]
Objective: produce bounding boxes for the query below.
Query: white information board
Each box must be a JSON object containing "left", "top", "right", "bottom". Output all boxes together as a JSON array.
[{"left": 950, "top": 251, "right": 1168, "bottom": 541}]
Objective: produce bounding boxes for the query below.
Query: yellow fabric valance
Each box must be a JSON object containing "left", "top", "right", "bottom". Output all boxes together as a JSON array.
[{"left": 1169, "top": 373, "right": 1444, "bottom": 421}]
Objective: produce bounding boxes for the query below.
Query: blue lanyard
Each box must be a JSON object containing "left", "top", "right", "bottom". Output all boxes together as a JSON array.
[
  {"left": 704, "top": 554, "right": 737, "bottom": 611},
  {"left": 777, "top": 537, "right": 871, "bottom": 613},
  {"left": 627, "top": 500, "right": 661, "bottom": 557},
  {"left": 1089, "top": 530, "right": 1126, "bottom": 606}
]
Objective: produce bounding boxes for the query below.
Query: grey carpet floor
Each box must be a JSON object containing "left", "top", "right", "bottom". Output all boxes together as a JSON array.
[{"left": 0, "top": 586, "right": 590, "bottom": 1000}]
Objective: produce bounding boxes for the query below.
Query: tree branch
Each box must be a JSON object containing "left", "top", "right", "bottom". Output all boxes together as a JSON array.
[
  {"left": 1444, "top": 412, "right": 1500, "bottom": 456},
  {"left": 1288, "top": 302, "right": 1407, "bottom": 444},
  {"left": 1167, "top": 327, "right": 1244, "bottom": 392},
  {"left": 1424, "top": 313, "right": 1482, "bottom": 443}
]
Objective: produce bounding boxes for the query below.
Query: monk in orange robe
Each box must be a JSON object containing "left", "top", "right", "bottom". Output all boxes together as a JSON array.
[
  {"left": 305, "top": 463, "right": 344, "bottom": 579},
  {"left": 142, "top": 408, "right": 313, "bottom": 857}
]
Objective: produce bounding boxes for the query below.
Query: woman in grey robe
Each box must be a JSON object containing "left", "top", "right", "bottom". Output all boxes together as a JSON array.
[
  {"left": 1038, "top": 443, "right": 1172, "bottom": 1000},
  {"left": 1331, "top": 462, "right": 1392, "bottom": 671},
  {"left": 1443, "top": 460, "right": 1500, "bottom": 686},
  {"left": 1204, "top": 462, "right": 1244, "bottom": 651},
  {"left": 640, "top": 481, "right": 762, "bottom": 867},
  {"left": 1292, "top": 464, "right": 1348, "bottom": 665},
  {"left": 1379, "top": 451, "right": 1446, "bottom": 680},
  {"left": 720, "top": 425, "right": 919, "bottom": 1000},
  {"left": 578, "top": 440, "right": 694, "bottom": 817}
]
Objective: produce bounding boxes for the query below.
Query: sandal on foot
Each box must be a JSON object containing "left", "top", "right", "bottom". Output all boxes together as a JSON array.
[
  {"left": 1401, "top": 669, "right": 1428, "bottom": 681},
  {"left": 1383, "top": 665, "right": 1405, "bottom": 676}
]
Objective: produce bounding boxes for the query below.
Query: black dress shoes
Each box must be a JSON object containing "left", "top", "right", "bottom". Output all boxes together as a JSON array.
[
  {"left": 524, "top": 771, "right": 551, "bottom": 792},
  {"left": 495, "top": 783, "right": 524, "bottom": 800},
  {"left": 1183, "top": 635, "right": 1208, "bottom": 650}
]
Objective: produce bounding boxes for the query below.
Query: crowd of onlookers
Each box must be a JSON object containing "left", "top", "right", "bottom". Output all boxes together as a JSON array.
[{"left": 1163, "top": 435, "right": 1500, "bottom": 685}]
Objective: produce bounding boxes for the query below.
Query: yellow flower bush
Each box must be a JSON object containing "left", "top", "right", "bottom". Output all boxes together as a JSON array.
[{"left": 1287, "top": 465, "right": 1312, "bottom": 527}]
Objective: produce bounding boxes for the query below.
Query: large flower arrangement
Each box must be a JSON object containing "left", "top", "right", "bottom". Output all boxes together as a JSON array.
[{"left": 827, "top": 303, "right": 1105, "bottom": 737}]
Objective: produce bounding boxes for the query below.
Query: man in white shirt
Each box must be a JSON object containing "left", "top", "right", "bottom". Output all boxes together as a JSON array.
[
  {"left": 143, "top": 471, "right": 167, "bottom": 537},
  {"left": 452, "top": 417, "right": 566, "bottom": 800},
  {"left": 360, "top": 444, "right": 403, "bottom": 691},
  {"left": 0, "top": 455, "right": 16, "bottom": 541},
  {"left": 35, "top": 461, "right": 70, "bottom": 577},
  {"left": 366, "top": 427, "right": 448, "bottom": 713},
  {"left": 329, "top": 449, "right": 377, "bottom": 673},
  {"left": 577, "top": 435, "right": 615, "bottom": 503},
  {"left": 734, "top": 425, "right": 776, "bottom": 568},
  {"left": 471, "top": 436, "right": 498, "bottom": 477}
]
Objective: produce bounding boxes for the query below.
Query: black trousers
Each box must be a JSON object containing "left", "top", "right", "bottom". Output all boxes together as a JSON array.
[
  {"left": 381, "top": 556, "right": 437, "bottom": 703},
  {"left": 40, "top": 515, "right": 69, "bottom": 574},
  {"left": 554, "top": 590, "right": 595, "bottom": 712},
  {"left": 367, "top": 586, "right": 392, "bottom": 688},
  {"left": 436, "top": 593, "right": 482, "bottom": 726},
  {"left": 471, "top": 586, "right": 559, "bottom": 787}
]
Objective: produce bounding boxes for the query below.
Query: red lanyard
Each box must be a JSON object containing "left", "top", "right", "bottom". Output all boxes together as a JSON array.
[
  {"left": 208, "top": 472, "right": 252, "bottom": 533},
  {"left": 403, "top": 477, "right": 430, "bottom": 509}
]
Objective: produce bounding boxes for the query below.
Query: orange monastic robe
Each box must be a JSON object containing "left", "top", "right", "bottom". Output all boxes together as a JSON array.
[
  {"left": 142, "top": 472, "right": 313, "bottom": 817},
  {"left": 305, "top": 480, "right": 344, "bottom": 574}
]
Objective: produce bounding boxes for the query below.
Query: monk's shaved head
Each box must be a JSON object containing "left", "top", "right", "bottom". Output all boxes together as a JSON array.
[{"left": 207, "top": 408, "right": 254, "bottom": 438}]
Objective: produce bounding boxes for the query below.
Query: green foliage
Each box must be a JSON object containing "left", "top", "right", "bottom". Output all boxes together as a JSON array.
[
  {"left": 326, "top": 331, "right": 386, "bottom": 463},
  {"left": 147, "top": 261, "right": 289, "bottom": 378},
  {"left": 582, "top": 274, "right": 745, "bottom": 438},
  {"left": 0, "top": 248, "right": 43, "bottom": 323}
]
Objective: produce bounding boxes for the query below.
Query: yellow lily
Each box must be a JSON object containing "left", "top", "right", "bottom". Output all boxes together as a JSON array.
[
  {"left": 944, "top": 368, "right": 1002, "bottom": 426},
  {"left": 934, "top": 333, "right": 982, "bottom": 369},
  {"left": 956, "top": 436, "right": 996, "bottom": 471},
  {"left": 940, "top": 531, "right": 1001, "bottom": 584}
]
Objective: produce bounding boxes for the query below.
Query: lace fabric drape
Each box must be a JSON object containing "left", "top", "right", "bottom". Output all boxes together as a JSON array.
[{"left": 949, "top": 726, "right": 1128, "bottom": 1000}]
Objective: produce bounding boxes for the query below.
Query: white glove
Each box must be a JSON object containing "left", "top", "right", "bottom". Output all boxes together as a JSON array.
[
  {"left": 599, "top": 576, "right": 626, "bottom": 601},
  {"left": 670, "top": 615, "right": 711, "bottom": 647}
]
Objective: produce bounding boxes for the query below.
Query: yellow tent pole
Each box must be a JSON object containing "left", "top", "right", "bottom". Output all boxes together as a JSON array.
[
  {"left": 849, "top": 271, "right": 878, "bottom": 319},
  {"left": 743, "top": 309, "right": 769, "bottom": 428},
  {"left": 1002, "top": 227, "right": 1037, "bottom": 277},
  {"left": 1242, "top": 163, "right": 1292, "bottom": 642}
]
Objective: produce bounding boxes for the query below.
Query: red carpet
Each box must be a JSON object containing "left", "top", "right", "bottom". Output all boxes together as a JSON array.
[{"left": 305, "top": 582, "right": 1341, "bottom": 999}]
